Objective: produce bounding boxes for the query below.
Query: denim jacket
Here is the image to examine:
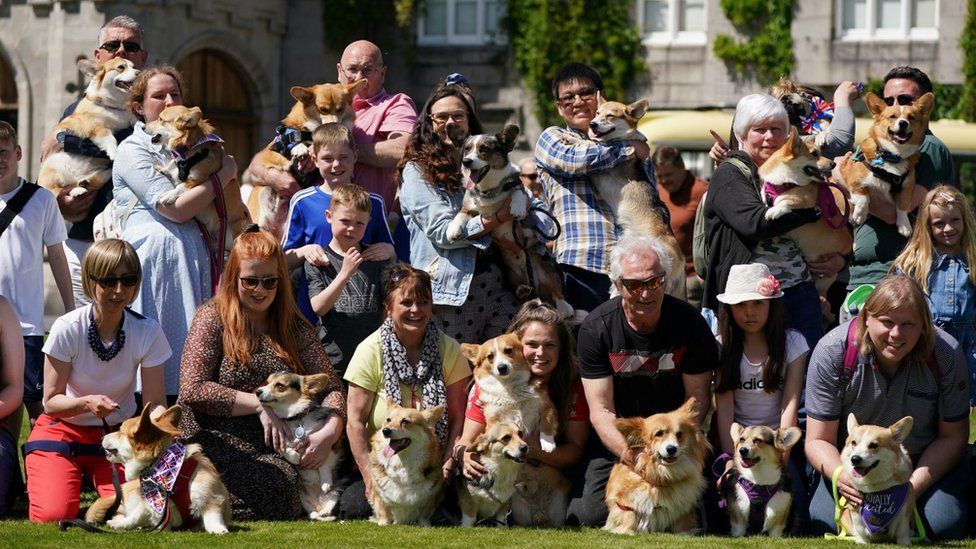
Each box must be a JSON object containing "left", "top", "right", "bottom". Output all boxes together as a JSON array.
[{"left": 927, "top": 253, "right": 976, "bottom": 403}]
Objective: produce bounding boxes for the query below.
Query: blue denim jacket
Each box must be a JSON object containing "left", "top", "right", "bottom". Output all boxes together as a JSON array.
[
  {"left": 927, "top": 253, "right": 976, "bottom": 404},
  {"left": 400, "top": 162, "right": 556, "bottom": 306}
]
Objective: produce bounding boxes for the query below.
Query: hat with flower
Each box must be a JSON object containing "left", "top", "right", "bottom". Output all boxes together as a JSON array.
[{"left": 717, "top": 263, "right": 783, "bottom": 305}]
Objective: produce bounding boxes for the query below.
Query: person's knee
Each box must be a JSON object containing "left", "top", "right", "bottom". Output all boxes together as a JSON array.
[
  {"left": 921, "top": 494, "right": 968, "bottom": 541},
  {"left": 29, "top": 499, "right": 79, "bottom": 523},
  {"left": 339, "top": 481, "right": 372, "bottom": 520},
  {"left": 566, "top": 494, "right": 608, "bottom": 527}
]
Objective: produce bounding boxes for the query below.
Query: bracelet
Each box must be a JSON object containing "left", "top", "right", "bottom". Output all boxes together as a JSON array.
[{"left": 452, "top": 443, "right": 467, "bottom": 462}]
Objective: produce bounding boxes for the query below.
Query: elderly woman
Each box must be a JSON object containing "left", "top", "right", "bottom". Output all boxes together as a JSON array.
[
  {"left": 805, "top": 275, "right": 971, "bottom": 541},
  {"left": 701, "top": 93, "right": 844, "bottom": 348},
  {"left": 178, "top": 228, "right": 346, "bottom": 521}
]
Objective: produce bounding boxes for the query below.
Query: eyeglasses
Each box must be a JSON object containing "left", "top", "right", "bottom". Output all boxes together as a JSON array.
[
  {"left": 619, "top": 274, "right": 666, "bottom": 293},
  {"left": 430, "top": 111, "right": 467, "bottom": 124},
  {"left": 99, "top": 40, "right": 142, "bottom": 53},
  {"left": 884, "top": 94, "right": 916, "bottom": 107},
  {"left": 339, "top": 63, "right": 381, "bottom": 79},
  {"left": 89, "top": 274, "right": 139, "bottom": 289},
  {"left": 520, "top": 173, "right": 539, "bottom": 181},
  {"left": 239, "top": 276, "right": 280, "bottom": 290},
  {"left": 556, "top": 87, "right": 597, "bottom": 108}
]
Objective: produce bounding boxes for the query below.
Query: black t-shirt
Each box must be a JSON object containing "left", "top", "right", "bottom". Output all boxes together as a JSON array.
[{"left": 577, "top": 295, "right": 718, "bottom": 418}]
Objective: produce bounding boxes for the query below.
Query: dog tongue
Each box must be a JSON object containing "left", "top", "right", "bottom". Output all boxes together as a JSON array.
[
  {"left": 383, "top": 438, "right": 411, "bottom": 458},
  {"left": 463, "top": 178, "right": 476, "bottom": 190},
  {"left": 382, "top": 444, "right": 396, "bottom": 458}
]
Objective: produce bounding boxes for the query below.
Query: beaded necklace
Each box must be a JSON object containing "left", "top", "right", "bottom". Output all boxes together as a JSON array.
[{"left": 88, "top": 306, "right": 126, "bottom": 361}]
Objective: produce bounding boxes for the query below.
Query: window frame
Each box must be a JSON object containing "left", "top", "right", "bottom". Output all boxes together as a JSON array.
[
  {"left": 835, "top": 0, "right": 939, "bottom": 42},
  {"left": 416, "top": 0, "right": 507, "bottom": 46},
  {"left": 637, "top": 0, "right": 708, "bottom": 46}
]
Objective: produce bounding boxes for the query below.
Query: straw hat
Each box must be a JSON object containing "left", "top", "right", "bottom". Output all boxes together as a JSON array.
[{"left": 717, "top": 263, "right": 783, "bottom": 305}]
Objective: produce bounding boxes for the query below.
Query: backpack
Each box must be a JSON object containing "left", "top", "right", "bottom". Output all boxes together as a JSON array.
[
  {"left": 839, "top": 320, "right": 942, "bottom": 386},
  {"left": 691, "top": 157, "right": 753, "bottom": 277}
]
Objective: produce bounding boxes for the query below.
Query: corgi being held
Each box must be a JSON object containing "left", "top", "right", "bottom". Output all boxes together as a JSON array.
[
  {"left": 255, "top": 371, "right": 343, "bottom": 521},
  {"left": 512, "top": 462, "right": 570, "bottom": 527},
  {"left": 368, "top": 404, "right": 445, "bottom": 525},
  {"left": 86, "top": 405, "right": 231, "bottom": 534},
  {"left": 37, "top": 58, "right": 139, "bottom": 221},
  {"left": 457, "top": 422, "right": 528, "bottom": 526},
  {"left": 839, "top": 414, "right": 915, "bottom": 545},
  {"left": 604, "top": 398, "right": 710, "bottom": 535},
  {"left": 839, "top": 92, "right": 935, "bottom": 238}
]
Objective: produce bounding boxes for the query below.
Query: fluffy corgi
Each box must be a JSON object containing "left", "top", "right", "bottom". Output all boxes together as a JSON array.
[
  {"left": 255, "top": 371, "right": 343, "bottom": 521},
  {"left": 146, "top": 105, "right": 249, "bottom": 255},
  {"left": 246, "top": 80, "right": 367, "bottom": 239},
  {"left": 86, "top": 405, "right": 231, "bottom": 534},
  {"left": 37, "top": 58, "right": 139, "bottom": 221},
  {"left": 718, "top": 423, "right": 800, "bottom": 537},
  {"left": 461, "top": 332, "right": 558, "bottom": 452},
  {"left": 759, "top": 127, "right": 853, "bottom": 295},
  {"left": 587, "top": 96, "right": 686, "bottom": 299},
  {"left": 446, "top": 125, "right": 573, "bottom": 318},
  {"left": 511, "top": 462, "right": 570, "bottom": 527},
  {"left": 604, "top": 398, "right": 710, "bottom": 535},
  {"left": 457, "top": 422, "right": 528, "bottom": 526},
  {"left": 839, "top": 414, "right": 915, "bottom": 545},
  {"left": 368, "top": 404, "right": 445, "bottom": 525},
  {"left": 839, "top": 92, "right": 935, "bottom": 238}
]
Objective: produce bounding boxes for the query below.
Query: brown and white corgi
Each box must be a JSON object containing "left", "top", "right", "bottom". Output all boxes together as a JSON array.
[
  {"left": 457, "top": 422, "right": 528, "bottom": 526},
  {"left": 512, "top": 462, "right": 570, "bottom": 527}
]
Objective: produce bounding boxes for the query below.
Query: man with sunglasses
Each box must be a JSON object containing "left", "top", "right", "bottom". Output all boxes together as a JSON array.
[{"left": 518, "top": 158, "right": 544, "bottom": 199}]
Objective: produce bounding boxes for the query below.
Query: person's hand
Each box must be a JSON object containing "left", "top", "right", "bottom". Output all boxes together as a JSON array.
[
  {"left": 363, "top": 470, "right": 374, "bottom": 501},
  {"left": 339, "top": 247, "right": 364, "bottom": 279},
  {"left": 295, "top": 153, "right": 316, "bottom": 176},
  {"left": 837, "top": 469, "right": 863, "bottom": 507},
  {"left": 709, "top": 130, "right": 730, "bottom": 164},
  {"left": 84, "top": 395, "right": 119, "bottom": 418},
  {"left": 257, "top": 405, "right": 292, "bottom": 454},
  {"left": 462, "top": 449, "right": 489, "bottom": 480},
  {"left": 299, "top": 427, "right": 338, "bottom": 470},
  {"left": 442, "top": 456, "right": 456, "bottom": 479},
  {"left": 301, "top": 244, "right": 329, "bottom": 267},
  {"left": 807, "top": 253, "right": 846, "bottom": 279},
  {"left": 57, "top": 186, "right": 98, "bottom": 219},
  {"left": 620, "top": 446, "right": 641, "bottom": 467},
  {"left": 266, "top": 169, "right": 302, "bottom": 199},
  {"left": 362, "top": 242, "right": 395, "bottom": 262},
  {"left": 216, "top": 155, "right": 238, "bottom": 188},
  {"left": 632, "top": 140, "right": 650, "bottom": 162},
  {"left": 833, "top": 81, "right": 862, "bottom": 109}
]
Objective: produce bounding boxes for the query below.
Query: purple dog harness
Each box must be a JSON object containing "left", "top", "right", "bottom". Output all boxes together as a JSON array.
[
  {"left": 762, "top": 179, "right": 850, "bottom": 230},
  {"left": 714, "top": 453, "right": 785, "bottom": 534},
  {"left": 859, "top": 483, "right": 910, "bottom": 535}
]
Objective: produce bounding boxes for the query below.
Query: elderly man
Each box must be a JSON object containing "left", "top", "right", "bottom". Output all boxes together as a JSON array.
[
  {"left": 568, "top": 234, "right": 718, "bottom": 527},
  {"left": 518, "top": 157, "right": 543, "bottom": 199}
]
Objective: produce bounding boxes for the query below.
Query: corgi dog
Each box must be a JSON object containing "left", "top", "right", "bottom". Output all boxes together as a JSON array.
[
  {"left": 457, "top": 422, "right": 529, "bottom": 526},
  {"left": 839, "top": 92, "right": 935, "bottom": 238},
  {"left": 461, "top": 332, "right": 558, "bottom": 452},
  {"left": 246, "top": 80, "right": 367, "bottom": 239},
  {"left": 511, "top": 462, "right": 570, "bottom": 527},
  {"left": 254, "top": 371, "right": 343, "bottom": 521},
  {"left": 85, "top": 405, "right": 231, "bottom": 534},
  {"left": 840, "top": 414, "right": 915, "bottom": 545},
  {"left": 719, "top": 423, "right": 801, "bottom": 537},
  {"left": 759, "top": 127, "right": 853, "bottom": 295},
  {"left": 587, "top": 96, "right": 686, "bottom": 299},
  {"left": 445, "top": 125, "right": 574, "bottom": 319},
  {"left": 604, "top": 398, "right": 710, "bottom": 535},
  {"left": 146, "top": 105, "right": 249, "bottom": 255},
  {"left": 37, "top": 58, "right": 139, "bottom": 221},
  {"left": 368, "top": 404, "right": 445, "bottom": 525}
]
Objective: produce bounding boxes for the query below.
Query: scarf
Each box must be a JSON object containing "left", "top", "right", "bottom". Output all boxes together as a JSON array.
[
  {"left": 140, "top": 442, "right": 188, "bottom": 514},
  {"left": 860, "top": 483, "right": 910, "bottom": 535},
  {"left": 380, "top": 317, "right": 448, "bottom": 447}
]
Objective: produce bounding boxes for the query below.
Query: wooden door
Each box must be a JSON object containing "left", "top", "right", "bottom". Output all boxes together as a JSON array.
[{"left": 0, "top": 52, "right": 16, "bottom": 129}]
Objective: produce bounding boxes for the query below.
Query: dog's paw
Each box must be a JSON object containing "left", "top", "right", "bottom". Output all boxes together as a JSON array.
[
  {"left": 896, "top": 210, "right": 912, "bottom": 237},
  {"left": 159, "top": 189, "right": 180, "bottom": 205},
  {"left": 849, "top": 195, "right": 869, "bottom": 226},
  {"left": 764, "top": 205, "right": 788, "bottom": 220},
  {"left": 291, "top": 143, "right": 309, "bottom": 159},
  {"left": 106, "top": 516, "right": 127, "bottom": 530},
  {"left": 539, "top": 433, "right": 557, "bottom": 453},
  {"left": 446, "top": 217, "right": 466, "bottom": 242},
  {"left": 510, "top": 192, "right": 529, "bottom": 219},
  {"left": 68, "top": 186, "right": 89, "bottom": 198}
]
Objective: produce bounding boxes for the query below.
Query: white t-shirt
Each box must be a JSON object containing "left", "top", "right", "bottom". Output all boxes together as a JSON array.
[
  {"left": 0, "top": 179, "right": 68, "bottom": 336},
  {"left": 732, "top": 329, "right": 808, "bottom": 428},
  {"left": 42, "top": 305, "right": 172, "bottom": 426}
]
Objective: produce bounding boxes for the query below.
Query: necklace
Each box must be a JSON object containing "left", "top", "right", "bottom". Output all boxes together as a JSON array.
[{"left": 88, "top": 307, "right": 126, "bottom": 361}]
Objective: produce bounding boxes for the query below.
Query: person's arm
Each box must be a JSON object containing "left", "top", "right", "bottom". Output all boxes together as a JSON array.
[
  {"left": 534, "top": 127, "right": 633, "bottom": 178},
  {"left": 805, "top": 417, "right": 862, "bottom": 505},
  {"left": 0, "top": 298, "right": 24, "bottom": 420},
  {"left": 443, "top": 377, "right": 469, "bottom": 476},
  {"left": 244, "top": 139, "right": 304, "bottom": 197},
  {"left": 819, "top": 105, "right": 856, "bottom": 159},
  {"left": 307, "top": 250, "right": 361, "bottom": 316},
  {"left": 715, "top": 389, "right": 735, "bottom": 454},
  {"left": 356, "top": 134, "right": 410, "bottom": 169},
  {"left": 42, "top": 355, "right": 118, "bottom": 419},
  {"left": 530, "top": 420, "right": 588, "bottom": 469},
  {"left": 138, "top": 363, "right": 168, "bottom": 419},
  {"left": 46, "top": 243, "right": 75, "bottom": 312},
  {"left": 681, "top": 371, "right": 712, "bottom": 425},
  {"left": 300, "top": 414, "right": 344, "bottom": 470},
  {"left": 582, "top": 376, "right": 633, "bottom": 462},
  {"left": 346, "top": 383, "right": 376, "bottom": 491},
  {"left": 293, "top": 319, "right": 347, "bottom": 418},
  {"left": 399, "top": 163, "right": 491, "bottom": 250},
  {"left": 779, "top": 352, "right": 808, "bottom": 431},
  {"left": 911, "top": 419, "right": 968, "bottom": 495}
]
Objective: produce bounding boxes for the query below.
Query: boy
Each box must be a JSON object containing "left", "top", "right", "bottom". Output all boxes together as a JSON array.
[
  {"left": 281, "top": 123, "right": 394, "bottom": 323},
  {"left": 0, "top": 121, "right": 73, "bottom": 429},
  {"left": 305, "top": 184, "right": 391, "bottom": 376}
]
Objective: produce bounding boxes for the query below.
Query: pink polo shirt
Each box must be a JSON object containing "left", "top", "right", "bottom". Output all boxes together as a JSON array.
[{"left": 351, "top": 88, "right": 418, "bottom": 209}]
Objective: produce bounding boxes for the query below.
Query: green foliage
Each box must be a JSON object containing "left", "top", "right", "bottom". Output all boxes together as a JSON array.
[
  {"left": 960, "top": 0, "right": 976, "bottom": 122},
  {"left": 320, "top": 0, "right": 413, "bottom": 52},
  {"left": 504, "top": 0, "right": 646, "bottom": 129},
  {"left": 712, "top": 0, "right": 794, "bottom": 86}
]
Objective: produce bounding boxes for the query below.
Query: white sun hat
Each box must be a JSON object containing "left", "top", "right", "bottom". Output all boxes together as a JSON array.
[{"left": 717, "top": 263, "right": 784, "bottom": 305}]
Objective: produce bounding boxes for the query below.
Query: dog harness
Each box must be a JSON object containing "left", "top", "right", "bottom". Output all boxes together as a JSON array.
[
  {"left": 714, "top": 453, "right": 786, "bottom": 534},
  {"left": 762, "top": 177, "right": 850, "bottom": 230},
  {"left": 851, "top": 146, "right": 908, "bottom": 190},
  {"left": 172, "top": 134, "right": 225, "bottom": 182},
  {"left": 271, "top": 125, "right": 313, "bottom": 159},
  {"left": 140, "top": 442, "right": 199, "bottom": 530}
]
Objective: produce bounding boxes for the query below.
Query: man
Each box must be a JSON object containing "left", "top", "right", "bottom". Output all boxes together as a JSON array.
[
  {"left": 570, "top": 234, "right": 718, "bottom": 527},
  {"left": 518, "top": 157, "right": 543, "bottom": 199},
  {"left": 652, "top": 146, "right": 707, "bottom": 309}
]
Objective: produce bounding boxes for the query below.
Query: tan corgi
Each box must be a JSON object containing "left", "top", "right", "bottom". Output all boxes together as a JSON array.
[
  {"left": 587, "top": 95, "right": 686, "bottom": 299},
  {"left": 368, "top": 404, "right": 445, "bottom": 525},
  {"left": 461, "top": 332, "right": 558, "bottom": 452},
  {"left": 604, "top": 397, "right": 710, "bottom": 535},
  {"left": 37, "top": 58, "right": 139, "bottom": 221},
  {"left": 759, "top": 127, "right": 853, "bottom": 295},
  {"left": 246, "top": 80, "right": 367, "bottom": 239},
  {"left": 86, "top": 405, "right": 231, "bottom": 534},
  {"left": 840, "top": 414, "right": 915, "bottom": 545},
  {"left": 457, "top": 422, "right": 528, "bottom": 526},
  {"left": 254, "top": 371, "right": 344, "bottom": 521},
  {"left": 145, "top": 105, "right": 249, "bottom": 256},
  {"left": 511, "top": 462, "right": 570, "bottom": 527},
  {"left": 839, "top": 92, "right": 935, "bottom": 238},
  {"left": 719, "top": 423, "right": 801, "bottom": 537}
]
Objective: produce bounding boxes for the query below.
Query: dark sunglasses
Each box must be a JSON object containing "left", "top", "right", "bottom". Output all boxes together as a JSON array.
[
  {"left": 619, "top": 273, "right": 666, "bottom": 293},
  {"left": 884, "top": 94, "right": 916, "bottom": 107},
  {"left": 556, "top": 87, "right": 597, "bottom": 107},
  {"left": 89, "top": 274, "right": 139, "bottom": 289},
  {"left": 239, "top": 276, "right": 280, "bottom": 290},
  {"left": 100, "top": 40, "right": 142, "bottom": 53},
  {"left": 520, "top": 173, "right": 539, "bottom": 181}
]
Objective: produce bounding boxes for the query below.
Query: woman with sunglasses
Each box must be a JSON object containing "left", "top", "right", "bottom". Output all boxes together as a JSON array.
[{"left": 23, "top": 239, "right": 170, "bottom": 523}]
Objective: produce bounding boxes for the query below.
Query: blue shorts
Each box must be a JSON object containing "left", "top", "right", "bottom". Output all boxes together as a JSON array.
[{"left": 23, "top": 336, "right": 45, "bottom": 403}]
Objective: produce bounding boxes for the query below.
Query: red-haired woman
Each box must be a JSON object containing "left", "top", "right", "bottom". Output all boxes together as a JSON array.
[{"left": 178, "top": 227, "right": 346, "bottom": 521}]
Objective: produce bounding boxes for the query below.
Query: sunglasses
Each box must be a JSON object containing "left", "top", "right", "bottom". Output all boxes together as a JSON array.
[
  {"left": 556, "top": 87, "right": 597, "bottom": 108},
  {"left": 389, "top": 267, "right": 431, "bottom": 285},
  {"left": 99, "top": 40, "right": 143, "bottom": 53},
  {"left": 239, "top": 276, "right": 280, "bottom": 290},
  {"left": 430, "top": 111, "right": 467, "bottom": 124},
  {"left": 619, "top": 274, "right": 666, "bottom": 293},
  {"left": 884, "top": 94, "right": 916, "bottom": 107},
  {"left": 520, "top": 173, "right": 539, "bottom": 181},
  {"left": 89, "top": 274, "right": 139, "bottom": 289}
]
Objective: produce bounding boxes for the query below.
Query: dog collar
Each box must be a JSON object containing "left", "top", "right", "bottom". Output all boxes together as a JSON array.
[
  {"left": 467, "top": 173, "right": 521, "bottom": 199},
  {"left": 762, "top": 181, "right": 798, "bottom": 202},
  {"left": 860, "top": 483, "right": 910, "bottom": 535},
  {"left": 88, "top": 96, "right": 128, "bottom": 113}
]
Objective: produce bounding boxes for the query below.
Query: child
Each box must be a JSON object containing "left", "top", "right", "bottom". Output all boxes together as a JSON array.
[
  {"left": 281, "top": 123, "right": 395, "bottom": 323},
  {"left": 305, "top": 184, "right": 392, "bottom": 376},
  {"left": 891, "top": 185, "right": 976, "bottom": 405},
  {"left": 0, "top": 121, "right": 74, "bottom": 429}
]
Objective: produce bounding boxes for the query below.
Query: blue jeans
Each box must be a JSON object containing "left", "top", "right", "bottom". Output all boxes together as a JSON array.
[
  {"left": 560, "top": 263, "right": 611, "bottom": 313},
  {"left": 782, "top": 280, "right": 823, "bottom": 352}
]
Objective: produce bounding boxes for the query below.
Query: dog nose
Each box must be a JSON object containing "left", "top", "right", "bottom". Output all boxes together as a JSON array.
[
  {"left": 666, "top": 445, "right": 678, "bottom": 456},
  {"left": 462, "top": 157, "right": 473, "bottom": 167},
  {"left": 851, "top": 454, "right": 862, "bottom": 465},
  {"left": 588, "top": 121, "right": 599, "bottom": 129},
  {"left": 382, "top": 427, "right": 392, "bottom": 437},
  {"left": 496, "top": 363, "right": 510, "bottom": 376},
  {"left": 828, "top": 161, "right": 836, "bottom": 170},
  {"left": 738, "top": 447, "right": 750, "bottom": 458},
  {"left": 897, "top": 119, "right": 909, "bottom": 132}
]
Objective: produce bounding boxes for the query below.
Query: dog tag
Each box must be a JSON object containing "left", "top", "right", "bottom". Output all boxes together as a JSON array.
[{"left": 294, "top": 425, "right": 307, "bottom": 441}]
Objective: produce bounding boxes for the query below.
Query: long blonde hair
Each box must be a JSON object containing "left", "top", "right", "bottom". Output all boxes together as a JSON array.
[{"left": 891, "top": 185, "right": 976, "bottom": 292}]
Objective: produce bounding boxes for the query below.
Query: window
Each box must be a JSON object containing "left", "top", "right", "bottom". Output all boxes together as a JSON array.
[
  {"left": 837, "top": 0, "right": 938, "bottom": 40},
  {"left": 637, "top": 0, "right": 706, "bottom": 45},
  {"left": 418, "top": 0, "right": 506, "bottom": 45}
]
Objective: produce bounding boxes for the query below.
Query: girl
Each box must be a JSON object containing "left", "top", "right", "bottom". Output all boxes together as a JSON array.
[{"left": 891, "top": 185, "right": 976, "bottom": 405}]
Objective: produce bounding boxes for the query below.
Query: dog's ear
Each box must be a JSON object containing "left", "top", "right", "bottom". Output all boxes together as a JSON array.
[
  {"left": 180, "top": 107, "right": 203, "bottom": 129},
  {"left": 291, "top": 86, "right": 315, "bottom": 104},
  {"left": 625, "top": 99, "right": 649, "bottom": 121},
  {"left": 677, "top": 396, "right": 699, "bottom": 423},
  {"left": 77, "top": 58, "right": 100, "bottom": 78},
  {"left": 614, "top": 417, "right": 645, "bottom": 446},
  {"left": 596, "top": 90, "right": 606, "bottom": 107},
  {"left": 787, "top": 127, "right": 804, "bottom": 156},
  {"left": 775, "top": 426, "right": 802, "bottom": 451},
  {"left": 459, "top": 343, "right": 481, "bottom": 365},
  {"left": 864, "top": 92, "right": 887, "bottom": 117},
  {"left": 471, "top": 431, "right": 492, "bottom": 454},
  {"left": 846, "top": 413, "right": 860, "bottom": 433},
  {"left": 154, "top": 405, "right": 183, "bottom": 436},
  {"left": 913, "top": 92, "right": 935, "bottom": 119},
  {"left": 347, "top": 78, "right": 369, "bottom": 97},
  {"left": 497, "top": 124, "right": 520, "bottom": 152},
  {"left": 301, "top": 373, "right": 332, "bottom": 399},
  {"left": 423, "top": 405, "right": 445, "bottom": 427},
  {"left": 889, "top": 416, "right": 914, "bottom": 445},
  {"left": 730, "top": 422, "right": 744, "bottom": 443}
]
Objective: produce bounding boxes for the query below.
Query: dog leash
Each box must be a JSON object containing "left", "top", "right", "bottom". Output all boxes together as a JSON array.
[
  {"left": 57, "top": 419, "right": 123, "bottom": 533},
  {"left": 825, "top": 465, "right": 928, "bottom": 542},
  {"left": 195, "top": 174, "right": 229, "bottom": 294}
]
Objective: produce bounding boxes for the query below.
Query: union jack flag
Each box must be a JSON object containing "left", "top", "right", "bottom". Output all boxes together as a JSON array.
[{"left": 799, "top": 96, "right": 834, "bottom": 135}]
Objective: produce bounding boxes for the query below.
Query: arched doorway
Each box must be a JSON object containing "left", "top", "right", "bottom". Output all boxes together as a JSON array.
[
  {"left": 0, "top": 50, "right": 16, "bottom": 129},
  {"left": 176, "top": 50, "right": 255, "bottom": 176}
]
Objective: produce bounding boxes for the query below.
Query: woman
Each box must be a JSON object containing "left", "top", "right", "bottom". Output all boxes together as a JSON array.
[
  {"left": 0, "top": 295, "right": 24, "bottom": 517},
  {"left": 113, "top": 65, "right": 238, "bottom": 400},
  {"left": 341, "top": 263, "right": 471, "bottom": 520},
  {"left": 804, "top": 275, "right": 971, "bottom": 540},
  {"left": 23, "top": 239, "right": 170, "bottom": 523},
  {"left": 178, "top": 227, "right": 345, "bottom": 521},
  {"left": 701, "top": 93, "right": 843, "bottom": 349}
]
